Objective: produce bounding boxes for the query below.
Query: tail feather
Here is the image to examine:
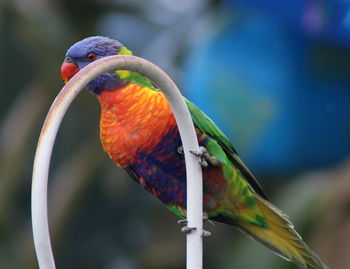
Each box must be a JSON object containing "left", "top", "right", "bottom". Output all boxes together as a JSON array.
[
  {"left": 237, "top": 195, "right": 327, "bottom": 269},
  {"left": 214, "top": 194, "right": 327, "bottom": 269}
]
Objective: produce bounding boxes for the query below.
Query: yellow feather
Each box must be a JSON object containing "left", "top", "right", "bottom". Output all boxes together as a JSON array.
[
  {"left": 116, "top": 70, "right": 130, "bottom": 79},
  {"left": 236, "top": 195, "right": 328, "bottom": 269},
  {"left": 115, "top": 46, "right": 133, "bottom": 78},
  {"left": 118, "top": 46, "right": 132, "bottom": 55}
]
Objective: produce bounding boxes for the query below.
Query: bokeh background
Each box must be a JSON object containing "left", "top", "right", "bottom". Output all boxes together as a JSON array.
[{"left": 1, "top": 0, "right": 350, "bottom": 268}]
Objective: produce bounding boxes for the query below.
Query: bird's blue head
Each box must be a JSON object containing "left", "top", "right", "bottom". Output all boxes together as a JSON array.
[{"left": 61, "top": 36, "right": 125, "bottom": 94}]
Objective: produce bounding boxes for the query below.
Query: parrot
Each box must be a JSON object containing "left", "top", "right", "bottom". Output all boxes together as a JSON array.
[{"left": 61, "top": 36, "right": 327, "bottom": 269}]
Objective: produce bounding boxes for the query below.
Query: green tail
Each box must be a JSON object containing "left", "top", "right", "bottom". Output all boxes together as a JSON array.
[{"left": 215, "top": 194, "right": 327, "bottom": 269}]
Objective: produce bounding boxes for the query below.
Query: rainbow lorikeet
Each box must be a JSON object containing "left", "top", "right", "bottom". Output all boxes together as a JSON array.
[{"left": 61, "top": 36, "right": 327, "bottom": 269}]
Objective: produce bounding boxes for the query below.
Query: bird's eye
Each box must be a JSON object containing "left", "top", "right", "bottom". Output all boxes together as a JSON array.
[
  {"left": 65, "top": 56, "right": 73, "bottom": 63},
  {"left": 86, "top": 53, "right": 97, "bottom": 61}
]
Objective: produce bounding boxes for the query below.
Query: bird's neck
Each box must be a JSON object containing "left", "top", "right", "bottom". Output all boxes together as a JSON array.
[
  {"left": 88, "top": 69, "right": 158, "bottom": 95},
  {"left": 97, "top": 83, "right": 176, "bottom": 167},
  {"left": 87, "top": 72, "right": 123, "bottom": 94}
]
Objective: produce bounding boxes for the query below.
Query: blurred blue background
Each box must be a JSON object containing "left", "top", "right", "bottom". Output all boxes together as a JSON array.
[
  {"left": 183, "top": 3, "right": 350, "bottom": 174},
  {"left": 1, "top": 0, "right": 350, "bottom": 268}
]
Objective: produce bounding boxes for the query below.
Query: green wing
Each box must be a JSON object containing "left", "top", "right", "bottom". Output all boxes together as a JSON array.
[{"left": 185, "top": 98, "right": 268, "bottom": 200}]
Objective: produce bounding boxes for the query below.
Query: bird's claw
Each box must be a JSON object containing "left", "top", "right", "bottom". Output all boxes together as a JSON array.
[
  {"left": 178, "top": 217, "right": 212, "bottom": 237},
  {"left": 177, "top": 146, "right": 184, "bottom": 155},
  {"left": 181, "top": 226, "right": 197, "bottom": 233},
  {"left": 178, "top": 146, "right": 220, "bottom": 167},
  {"left": 177, "top": 219, "right": 188, "bottom": 225},
  {"left": 190, "top": 148, "right": 208, "bottom": 167},
  {"left": 179, "top": 145, "right": 206, "bottom": 165},
  {"left": 202, "top": 230, "right": 212, "bottom": 238},
  {"left": 190, "top": 146, "right": 221, "bottom": 167},
  {"left": 178, "top": 219, "right": 196, "bottom": 233},
  {"left": 180, "top": 226, "right": 211, "bottom": 237}
]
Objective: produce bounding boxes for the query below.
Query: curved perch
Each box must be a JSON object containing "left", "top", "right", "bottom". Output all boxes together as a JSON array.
[{"left": 32, "top": 55, "right": 204, "bottom": 268}]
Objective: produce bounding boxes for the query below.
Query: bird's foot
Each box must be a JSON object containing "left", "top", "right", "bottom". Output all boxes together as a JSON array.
[
  {"left": 177, "top": 145, "right": 184, "bottom": 155},
  {"left": 181, "top": 226, "right": 197, "bottom": 233},
  {"left": 177, "top": 217, "right": 212, "bottom": 237},
  {"left": 201, "top": 229, "right": 212, "bottom": 238},
  {"left": 178, "top": 220, "right": 196, "bottom": 233},
  {"left": 178, "top": 146, "right": 220, "bottom": 167},
  {"left": 190, "top": 146, "right": 221, "bottom": 167},
  {"left": 177, "top": 219, "right": 188, "bottom": 225}
]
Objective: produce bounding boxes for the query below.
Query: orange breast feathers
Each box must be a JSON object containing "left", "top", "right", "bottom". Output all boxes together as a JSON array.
[{"left": 97, "top": 84, "right": 177, "bottom": 168}]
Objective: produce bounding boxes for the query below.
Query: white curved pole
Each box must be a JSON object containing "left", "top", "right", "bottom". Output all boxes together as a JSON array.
[{"left": 32, "top": 55, "right": 203, "bottom": 269}]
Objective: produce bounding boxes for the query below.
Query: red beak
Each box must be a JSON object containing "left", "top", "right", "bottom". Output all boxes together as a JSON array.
[{"left": 61, "top": 61, "right": 79, "bottom": 83}]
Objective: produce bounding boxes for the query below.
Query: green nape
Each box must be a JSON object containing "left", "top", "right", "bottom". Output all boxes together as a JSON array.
[{"left": 115, "top": 46, "right": 159, "bottom": 91}]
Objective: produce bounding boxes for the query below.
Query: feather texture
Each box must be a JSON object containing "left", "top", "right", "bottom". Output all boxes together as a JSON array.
[{"left": 62, "top": 36, "right": 327, "bottom": 269}]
